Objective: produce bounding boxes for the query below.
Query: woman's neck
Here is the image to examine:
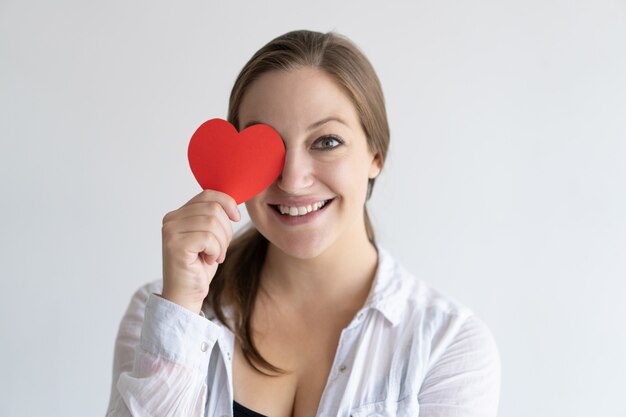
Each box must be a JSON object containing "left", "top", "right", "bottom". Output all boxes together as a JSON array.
[{"left": 259, "top": 234, "right": 379, "bottom": 311}]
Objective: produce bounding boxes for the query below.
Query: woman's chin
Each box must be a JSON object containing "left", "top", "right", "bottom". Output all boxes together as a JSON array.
[{"left": 267, "top": 234, "right": 331, "bottom": 261}]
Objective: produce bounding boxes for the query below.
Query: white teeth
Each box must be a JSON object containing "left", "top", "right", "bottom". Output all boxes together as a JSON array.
[{"left": 277, "top": 200, "right": 328, "bottom": 216}]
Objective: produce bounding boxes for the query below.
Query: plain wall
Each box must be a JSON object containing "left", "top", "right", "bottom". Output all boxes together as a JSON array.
[{"left": 1, "top": 1, "right": 625, "bottom": 416}]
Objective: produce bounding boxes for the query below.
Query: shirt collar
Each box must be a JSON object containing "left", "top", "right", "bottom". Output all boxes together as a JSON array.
[{"left": 362, "top": 246, "right": 406, "bottom": 327}]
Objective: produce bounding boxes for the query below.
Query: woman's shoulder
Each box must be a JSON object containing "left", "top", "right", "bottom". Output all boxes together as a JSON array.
[
  {"left": 376, "top": 247, "right": 499, "bottom": 365},
  {"left": 376, "top": 247, "right": 473, "bottom": 320},
  {"left": 376, "top": 247, "right": 498, "bottom": 347}
]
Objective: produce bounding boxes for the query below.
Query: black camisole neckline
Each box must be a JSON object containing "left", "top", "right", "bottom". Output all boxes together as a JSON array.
[{"left": 233, "top": 400, "right": 269, "bottom": 417}]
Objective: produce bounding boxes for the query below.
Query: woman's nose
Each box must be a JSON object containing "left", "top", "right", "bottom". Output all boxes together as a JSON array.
[{"left": 276, "top": 149, "right": 314, "bottom": 194}]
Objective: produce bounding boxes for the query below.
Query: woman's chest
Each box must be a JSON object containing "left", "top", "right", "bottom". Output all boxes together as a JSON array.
[
  {"left": 232, "top": 325, "right": 344, "bottom": 417},
  {"left": 224, "top": 306, "right": 426, "bottom": 417}
]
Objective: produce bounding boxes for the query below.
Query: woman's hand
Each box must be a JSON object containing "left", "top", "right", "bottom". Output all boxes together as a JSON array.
[{"left": 161, "top": 190, "right": 240, "bottom": 314}]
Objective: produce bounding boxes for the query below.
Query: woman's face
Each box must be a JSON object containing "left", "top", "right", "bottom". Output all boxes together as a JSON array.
[{"left": 240, "top": 67, "right": 381, "bottom": 260}]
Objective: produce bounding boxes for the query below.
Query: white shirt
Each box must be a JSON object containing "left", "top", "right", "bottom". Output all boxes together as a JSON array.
[{"left": 107, "top": 247, "right": 500, "bottom": 417}]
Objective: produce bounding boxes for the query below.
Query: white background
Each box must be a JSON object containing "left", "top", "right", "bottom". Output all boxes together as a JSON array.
[{"left": 1, "top": 1, "right": 625, "bottom": 416}]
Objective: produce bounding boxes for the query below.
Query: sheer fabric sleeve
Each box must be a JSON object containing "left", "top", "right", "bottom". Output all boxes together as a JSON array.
[
  {"left": 418, "top": 315, "right": 501, "bottom": 417},
  {"left": 106, "top": 283, "right": 222, "bottom": 417}
]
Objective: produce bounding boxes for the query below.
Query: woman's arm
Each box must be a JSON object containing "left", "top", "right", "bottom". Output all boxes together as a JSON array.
[
  {"left": 418, "top": 315, "right": 501, "bottom": 417},
  {"left": 106, "top": 282, "right": 220, "bottom": 417}
]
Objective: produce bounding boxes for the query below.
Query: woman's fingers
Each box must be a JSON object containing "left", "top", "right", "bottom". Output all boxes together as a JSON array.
[
  {"left": 165, "top": 214, "right": 232, "bottom": 263},
  {"left": 176, "top": 231, "right": 223, "bottom": 265},
  {"left": 180, "top": 189, "right": 241, "bottom": 222},
  {"left": 161, "top": 189, "right": 240, "bottom": 313}
]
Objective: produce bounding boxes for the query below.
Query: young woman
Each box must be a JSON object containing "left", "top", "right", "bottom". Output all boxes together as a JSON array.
[{"left": 107, "top": 30, "right": 500, "bottom": 417}]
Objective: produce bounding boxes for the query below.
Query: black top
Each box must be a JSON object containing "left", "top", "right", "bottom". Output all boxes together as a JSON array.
[{"left": 233, "top": 400, "right": 269, "bottom": 417}]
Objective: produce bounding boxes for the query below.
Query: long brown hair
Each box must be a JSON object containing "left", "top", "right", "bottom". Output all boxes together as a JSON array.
[{"left": 205, "top": 30, "right": 390, "bottom": 376}]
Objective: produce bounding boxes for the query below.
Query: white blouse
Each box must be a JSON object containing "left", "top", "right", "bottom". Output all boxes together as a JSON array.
[{"left": 106, "top": 248, "right": 500, "bottom": 417}]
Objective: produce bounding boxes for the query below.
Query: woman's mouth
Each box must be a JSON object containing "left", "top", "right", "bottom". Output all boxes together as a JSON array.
[{"left": 269, "top": 198, "right": 334, "bottom": 217}]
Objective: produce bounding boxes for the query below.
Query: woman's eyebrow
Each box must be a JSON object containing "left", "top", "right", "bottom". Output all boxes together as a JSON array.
[
  {"left": 306, "top": 116, "right": 348, "bottom": 132},
  {"left": 242, "top": 116, "right": 349, "bottom": 131}
]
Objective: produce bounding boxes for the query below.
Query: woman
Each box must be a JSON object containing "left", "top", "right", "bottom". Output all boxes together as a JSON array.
[{"left": 107, "top": 30, "right": 500, "bottom": 417}]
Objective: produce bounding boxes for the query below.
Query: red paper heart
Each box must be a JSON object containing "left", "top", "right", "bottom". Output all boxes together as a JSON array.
[{"left": 188, "top": 118, "right": 285, "bottom": 204}]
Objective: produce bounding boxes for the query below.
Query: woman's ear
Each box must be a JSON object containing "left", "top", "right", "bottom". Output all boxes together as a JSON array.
[{"left": 368, "top": 153, "right": 382, "bottom": 179}]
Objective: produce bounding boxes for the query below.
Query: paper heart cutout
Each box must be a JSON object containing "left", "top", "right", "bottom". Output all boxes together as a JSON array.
[{"left": 188, "top": 118, "right": 285, "bottom": 204}]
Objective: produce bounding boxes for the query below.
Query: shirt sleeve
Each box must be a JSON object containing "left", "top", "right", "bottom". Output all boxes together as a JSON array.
[
  {"left": 418, "top": 315, "right": 501, "bottom": 417},
  {"left": 106, "top": 283, "right": 223, "bottom": 417}
]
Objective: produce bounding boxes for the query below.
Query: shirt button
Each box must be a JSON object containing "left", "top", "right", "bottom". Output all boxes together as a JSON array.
[
  {"left": 200, "top": 342, "right": 209, "bottom": 352},
  {"left": 227, "top": 352, "right": 231, "bottom": 360},
  {"left": 357, "top": 312, "right": 364, "bottom": 320},
  {"left": 339, "top": 364, "right": 348, "bottom": 373}
]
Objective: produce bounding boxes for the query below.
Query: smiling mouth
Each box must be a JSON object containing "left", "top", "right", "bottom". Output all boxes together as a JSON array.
[{"left": 270, "top": 199, "right": 334, "bottom": 217}]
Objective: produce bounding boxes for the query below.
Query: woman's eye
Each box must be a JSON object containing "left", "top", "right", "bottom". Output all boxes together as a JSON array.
[{"left": 313, "top": 135, "right": 343, "bottom": 150}]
